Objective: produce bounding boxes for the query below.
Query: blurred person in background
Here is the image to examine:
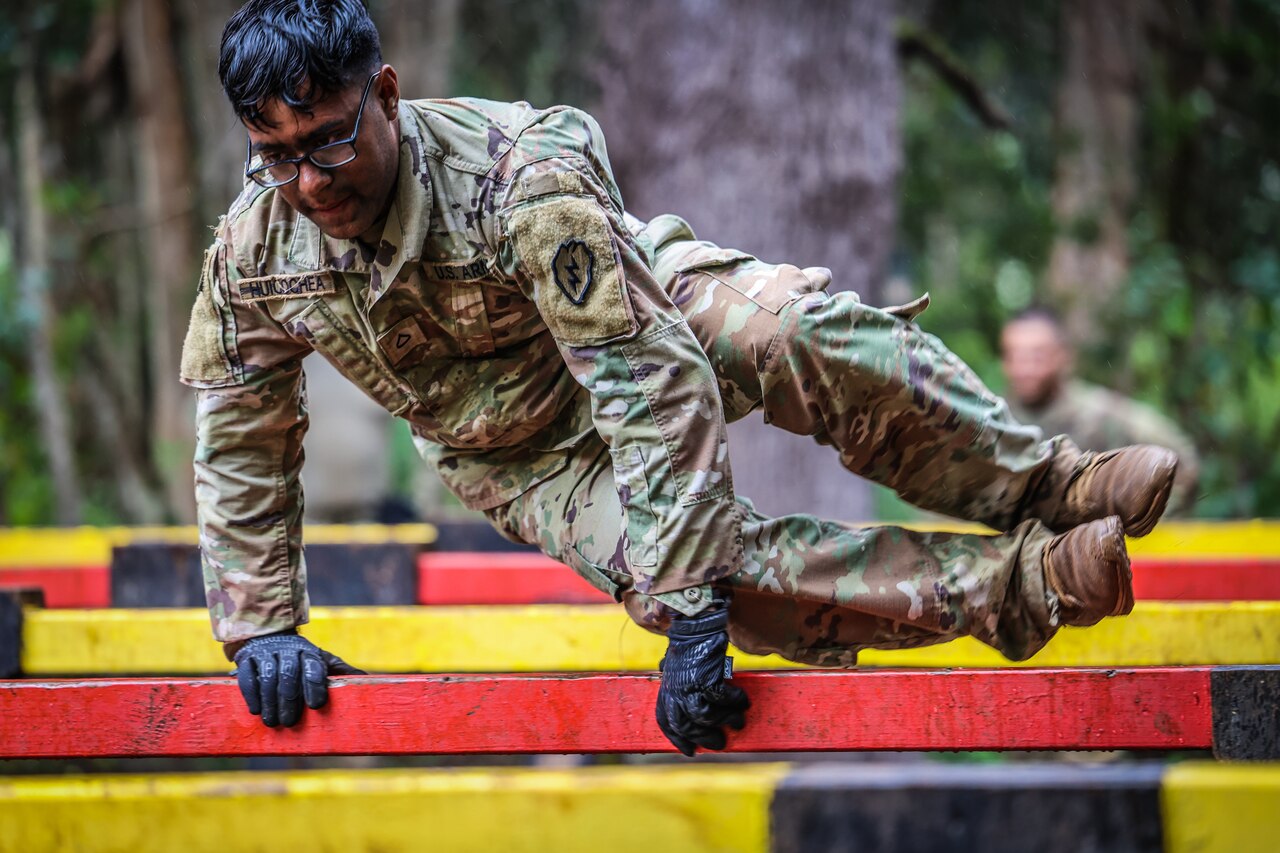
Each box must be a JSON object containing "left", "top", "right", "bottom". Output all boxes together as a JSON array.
[
  {"left": 1001, "top": 307, "right": 1199, "bottom": 512},
  {"left": 186, "top": 0, "right": 1181, "bottom": 755}
]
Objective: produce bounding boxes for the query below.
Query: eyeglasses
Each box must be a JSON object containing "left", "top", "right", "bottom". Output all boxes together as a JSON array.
[{"left": 244, "top": 70, "right": 381, "bottom": 188}]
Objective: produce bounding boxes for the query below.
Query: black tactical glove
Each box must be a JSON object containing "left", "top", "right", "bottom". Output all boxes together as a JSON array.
[
  {"left": 656, "top": 596, "right": 750, "bottom": 756},
  {"left": 233, "top": 632, "right": 365, "bottom": 728}
]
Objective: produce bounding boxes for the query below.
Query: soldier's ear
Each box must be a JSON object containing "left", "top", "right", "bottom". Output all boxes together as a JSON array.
[{"left": 376, "top": 65, "right": 400, "bottom": 120}]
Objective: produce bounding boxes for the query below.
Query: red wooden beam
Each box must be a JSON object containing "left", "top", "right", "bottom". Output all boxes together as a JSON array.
[
  {"left": 418, "top": 552, "right": 1280, "bottom": 605},
  {"left": 4, "top": 555, "right": 1276, "bottom": 611},
  {"left": 1131, "top": 559, "right": 1280, "bottom": 601},
  {"left": 0, "top": 668, "right": 1212, "bottom": 758},
  {"left": 417, "top": 552, "right": 610, "bottom": 604},
  {"left": 0, "top": 567, "right": 110, "bottom": 608}
]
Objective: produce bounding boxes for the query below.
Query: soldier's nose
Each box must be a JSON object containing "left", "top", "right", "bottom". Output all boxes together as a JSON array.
[{"left": 297, "top": 161, "right": 334, "bottom": 200}]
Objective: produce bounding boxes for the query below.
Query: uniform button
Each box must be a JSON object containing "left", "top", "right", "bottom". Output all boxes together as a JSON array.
[{"left": 684, "top": 588, "right": 702, "bottom": 602}]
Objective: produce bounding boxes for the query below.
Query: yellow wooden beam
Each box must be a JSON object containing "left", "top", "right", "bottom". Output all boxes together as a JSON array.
[
  {"left": 0, "top": 765, "right": 787, "bottom": 853},
  {"left": 1128, "top": 519, "right": 1280, "bottom": 558},
  {"left": 3, "top": 519, "right": 1276, "bottom": 569},
  {"left": 1162, "top": 762, "right": 1280, "bottom": 853},
  {"left": 0, "top": 524, "right": 437, "bottom": 568},
  {"left": 20, "top": 601, "right": 1280, "bottom": 675}
]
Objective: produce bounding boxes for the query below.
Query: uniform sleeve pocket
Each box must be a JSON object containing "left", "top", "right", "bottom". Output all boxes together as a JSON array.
[
  {"left": 608, "top": 445, "right": 659, "bottom": 568},
  {"left": 565, "top": 544, "right": 624, "bottom": 601},
  {"left": 678, "top": 253, "right": 829, "bottom": 314},
  {"left": 181, "top": 244, "right": 243, "bottom": 388}
]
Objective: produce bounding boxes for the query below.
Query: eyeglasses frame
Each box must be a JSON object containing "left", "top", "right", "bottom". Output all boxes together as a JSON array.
[{"left": 243, "top": 69, "right": 383, "bottom": 189}]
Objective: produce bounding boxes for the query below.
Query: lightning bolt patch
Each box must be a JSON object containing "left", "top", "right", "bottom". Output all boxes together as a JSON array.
[{"left": 552, "top": 239, "right": 595, "bottom": 305}]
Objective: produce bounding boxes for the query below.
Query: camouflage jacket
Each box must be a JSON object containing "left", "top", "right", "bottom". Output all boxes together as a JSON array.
[
  {"left": 1009, "top": 379, "right": 1200, "bottom": 512},
  {"left": 180, "top": 99, "right": 740, "bottom": 644}
]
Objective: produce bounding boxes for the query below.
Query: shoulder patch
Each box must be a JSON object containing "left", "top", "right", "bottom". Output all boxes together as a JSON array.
[
  {"left": 238, "top": 271, "right": 337, "bottom": 303},
  {"left": 552, "top": 239, "right": 595, "bottom": 304},
  {"left": 507, "top": 196, "right": 637, "bottom": 346}
]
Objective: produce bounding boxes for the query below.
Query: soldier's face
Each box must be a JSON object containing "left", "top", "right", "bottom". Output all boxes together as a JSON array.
[
  {"left": 246, "top": 66, "right": 401, "bottom": 241},
  {"left": 1001, "top": 318, "right": 1071, "bottom": 407}
]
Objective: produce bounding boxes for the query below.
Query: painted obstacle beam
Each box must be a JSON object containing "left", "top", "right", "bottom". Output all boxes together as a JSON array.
[
  {"left": 2, "top": 762, "right": 1275, "bottom": 853},
  {"left": 418, "top": 551, "right": 1280, "bottom": 605},
  {"left": 773, "top": 761, "right": 1280, "bottom": 853},
  {"left": 109, "top": 542, "right": 423, "bottom": 607},
  {"left": 9, "top": 667, "right": 1279, "bottom": 758},
  {"left": 0, "top": 523, "right": 436, "bottom": 609},
  {"left": 0, "top": 765, "right": 787, "bottom": 853},
  {"left": 1, "top": 519, "right": 1277, "bottom": 608},
  {"left": 4, "top": 552, "right": 1278, "bottom": 611},
  {"left": 12, "top": 602, "right": 1280, "bottom": 676}
]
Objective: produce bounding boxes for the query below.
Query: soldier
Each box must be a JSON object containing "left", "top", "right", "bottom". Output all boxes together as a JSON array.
[
  {"left": 184, "top": 0, "right": 1178, "bottom": 755},
  {"left": 1001, "top": 307, "right": 1199, "bottom": 512}
]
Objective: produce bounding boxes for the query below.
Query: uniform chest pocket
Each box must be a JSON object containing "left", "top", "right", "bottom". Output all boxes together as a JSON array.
[
  {"left": 677, "top": 251, "right": 830, "bottom": 314},
  {"left": 296, "top": 299, "right": 420, "bottom": 417}
]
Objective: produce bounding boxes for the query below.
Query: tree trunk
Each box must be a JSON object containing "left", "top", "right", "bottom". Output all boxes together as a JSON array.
[
  {"left": 122, "top": 0, "right": 199, "bottom": 522},
  {"left": 177, "top": 0, "right": 246, "bottom": 225},
  {"left": 593, "top": 0, "right": 902, "bottom": 520},
  {"left": 1046, "top": 0, "right": 1146, "bottom": 346},
  {"left": 16, "top": 63, "right": 83, "bottom": 525},
  {"left": 374, "top": 0, "right": 462, "bottom": 98}
]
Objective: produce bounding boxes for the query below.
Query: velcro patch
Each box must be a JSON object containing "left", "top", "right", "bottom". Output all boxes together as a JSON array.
[
  {"left": 507, "top": 196, "right": 637, "bottom": 347},
  {"left": 238, "top": 271, "right": 337, "bottom": 303},
  {"left": 377, "top": 316, "right": 429, "bottom": 367}
]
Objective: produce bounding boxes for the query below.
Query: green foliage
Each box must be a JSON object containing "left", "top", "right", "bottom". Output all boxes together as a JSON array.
[
  {"left": 887, "top": 0, "right": 1280, "bottom": 519},
  {"left": 451, "top": 0, "right": 597, "bottom": 107},
  {"left": 0, "top": 233, "right": 54, "bottom": 524}
]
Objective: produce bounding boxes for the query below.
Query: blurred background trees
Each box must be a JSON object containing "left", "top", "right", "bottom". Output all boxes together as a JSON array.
[{"left": 0, "top": 0, "right": 1276, "bottom": 525}]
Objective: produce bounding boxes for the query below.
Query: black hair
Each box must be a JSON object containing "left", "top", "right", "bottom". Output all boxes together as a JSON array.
[{"left": 219, "top": 0, "right": 382, "bottom": 129}]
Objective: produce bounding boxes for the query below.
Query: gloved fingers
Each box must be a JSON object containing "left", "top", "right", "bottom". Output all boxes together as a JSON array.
[
  {"left": 683, "top": 687, "right": 749, "bottom": 729},
  {"left": 236, "top": 656, "right": 262, "bottom": 717},
  {"left": 276, "top": 649, "right": 302, "bottom": 727},
  {"left": 320, "top": 649, "right": 367, "bottom": 676},
  {"left": 683, "top": 724, "right": 728, "bottom": 752},
  {"left": 656, "top": 698, "right": 698, "bottom": 757},
  {"left": 257, "top": 651, "right": 280, "bottom": 728},
  {"left": 300, "top": 649, "right": 329, "bottom": 710},
  {"left": 710, "top": 684, "right": 751, "bottom": 729},
  {"left": 666, "top": 707, "right": 729, "bottom": 753}
]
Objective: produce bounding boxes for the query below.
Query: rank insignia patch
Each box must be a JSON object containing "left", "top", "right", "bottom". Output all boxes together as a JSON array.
[{"left": 552, "top": 239, "right": 595, "bottom": 305}]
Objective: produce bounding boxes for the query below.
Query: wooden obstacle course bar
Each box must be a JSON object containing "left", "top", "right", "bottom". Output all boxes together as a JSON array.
[
  {"left": 3, "top": 762, "right": 1275, "bottom": 853},
  {"left": 6, "top": 667, "right": 1279, "bottom": 759},
  {"left": 418, "top": 552, "right": 1280, "bottom": 605},
  {"left": 4, "top": 550, "right": 1279, "bottom": 610},
  {"left": 7, "top": 599, "right": 1280, "bottom": 677}
]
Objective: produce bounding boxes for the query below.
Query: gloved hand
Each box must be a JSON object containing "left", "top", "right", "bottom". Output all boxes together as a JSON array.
[
  {"left": 232, "top": 631, "right": 365, "bottom": 728},
  {"left": 656, "top": 596, "right": 750, "bottom": 756}
]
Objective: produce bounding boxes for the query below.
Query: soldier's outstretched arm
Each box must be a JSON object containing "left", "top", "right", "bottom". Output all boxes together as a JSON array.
[
  {"left": 180, "top": 232, "right": 359, "bottom": 728},
  {"left": 497, "top": 124, "right": 749, "bottom": 753}
]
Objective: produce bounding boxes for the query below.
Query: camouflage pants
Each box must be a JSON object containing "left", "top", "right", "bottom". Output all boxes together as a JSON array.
[{"left": 487, "top": 226, "right": 1071, "bottom": 664}]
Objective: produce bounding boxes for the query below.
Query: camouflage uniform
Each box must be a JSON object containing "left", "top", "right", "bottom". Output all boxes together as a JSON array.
[
  {"left": 1009, "top": 381, "right": 1198, "bottom": 513},
  {"left": 181, "top": 98, "right": 1078, "bottom": 663}
]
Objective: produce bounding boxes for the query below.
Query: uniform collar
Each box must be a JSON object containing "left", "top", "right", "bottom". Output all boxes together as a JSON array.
[{"left": 297, "top": 109, "right": 433, "bottom": 305}]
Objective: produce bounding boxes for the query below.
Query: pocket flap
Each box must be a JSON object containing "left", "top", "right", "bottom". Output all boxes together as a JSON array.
[
  {"left": 883, "top": 293, "right": 931, "bottom": 323},
  {"left": 674, "top": 249, "right": 754, "bottom": 274}
]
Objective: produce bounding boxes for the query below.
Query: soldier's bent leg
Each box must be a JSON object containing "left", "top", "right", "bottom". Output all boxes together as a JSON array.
[
  {"left": 654, "top": 236, "right": 1160, "bottom": 533},
  {"left": 484, "top": 437, "right": 1089, "bottom": 666}
]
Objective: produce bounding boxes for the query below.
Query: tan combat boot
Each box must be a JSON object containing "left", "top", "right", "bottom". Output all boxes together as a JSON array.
[
  {"left": 1042, "top": 516, "right": 1133, "bottom": 627},
  {"left": 1047, "top": 445, "right": 1178, "bottom": 538}
]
